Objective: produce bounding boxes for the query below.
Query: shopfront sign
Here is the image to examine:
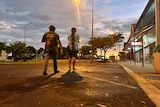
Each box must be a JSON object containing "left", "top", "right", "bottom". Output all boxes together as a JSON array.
[{"left": 131, "top": 42, "right": 144, "bottom": 46}]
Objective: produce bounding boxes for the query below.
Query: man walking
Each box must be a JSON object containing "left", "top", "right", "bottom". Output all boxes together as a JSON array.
[
  {"left": 42, "top": 25, "right": 63, "bottom": 76},
  {"left": 67, "top": 27, "right": 80, "bottom": 73}
]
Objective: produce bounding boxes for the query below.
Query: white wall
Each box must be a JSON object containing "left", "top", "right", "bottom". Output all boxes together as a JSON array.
[{"left": 0, "top": 50, "right": 6, "bottom": 61}]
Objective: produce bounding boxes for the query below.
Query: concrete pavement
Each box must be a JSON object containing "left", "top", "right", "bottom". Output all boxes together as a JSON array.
[
  {"left": 0, "top": 60, "right": 159, "bottom": 106},
  {"left": 118, "top": 61, "right": 160, "bottom": 107}
]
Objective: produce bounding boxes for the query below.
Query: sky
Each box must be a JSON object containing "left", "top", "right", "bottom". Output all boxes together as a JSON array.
[{"left": 0, "top": 0, "right": 149, "bottom": 53}]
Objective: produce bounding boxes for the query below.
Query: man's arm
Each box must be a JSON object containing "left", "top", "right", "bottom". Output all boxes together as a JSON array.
[
  {"left": 57, "top": 34, "right": 62, "bottom": 48},
  {"left": 57, "top": 35, "right": 63, "bottom": 55},
  {"left": 58, "top": 40, "right": 62, "bottom": 48},
  {"left": 41, "top": 33, "right": 46, "bottom": 42}
]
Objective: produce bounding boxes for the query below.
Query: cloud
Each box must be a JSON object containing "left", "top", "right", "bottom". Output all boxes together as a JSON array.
[
  {"left": 130, "top": 3, "right": 141, "bottom": 8},
  {"left": 0, "top": 0, "right": 147, "bottom": 50}
]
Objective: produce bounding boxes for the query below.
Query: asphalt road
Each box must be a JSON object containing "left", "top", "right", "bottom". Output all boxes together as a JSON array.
[{"left": 0, "top": 60, "right": 156, "bottom": 107}]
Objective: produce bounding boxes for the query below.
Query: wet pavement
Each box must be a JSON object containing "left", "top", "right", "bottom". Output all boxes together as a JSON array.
[{"left": 0, "top": 60, "right": 157, "bottom": 107}]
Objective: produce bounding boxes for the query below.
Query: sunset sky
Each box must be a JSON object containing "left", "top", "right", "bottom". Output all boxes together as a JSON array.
[{"left": 0, "top": 0, "right": 149, "bottom": 57}]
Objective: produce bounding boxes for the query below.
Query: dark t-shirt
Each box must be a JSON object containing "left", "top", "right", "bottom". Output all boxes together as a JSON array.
[{"left": 42, "top": 31, "right": 60, "bottom": 53}]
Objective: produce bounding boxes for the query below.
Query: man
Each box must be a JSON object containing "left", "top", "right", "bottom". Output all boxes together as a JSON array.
[
  {"left": 42, "top": 25, "right": 63, "bottom": 76},
  {"left": 67, "top": 27, "right": 80, "bottom": 73}
]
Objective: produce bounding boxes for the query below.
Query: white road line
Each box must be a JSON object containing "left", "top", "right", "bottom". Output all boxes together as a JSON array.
[{"left": 82, "top": 75, "right": 138, "bottom": 90}]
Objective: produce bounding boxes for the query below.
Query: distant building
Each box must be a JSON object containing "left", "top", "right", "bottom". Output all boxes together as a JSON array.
[
  {"left": 123, "top": 0, "right": 160, "bottom": 63},
  {"left": 0, "top": 42, "right": 6, "bottom": 61}
]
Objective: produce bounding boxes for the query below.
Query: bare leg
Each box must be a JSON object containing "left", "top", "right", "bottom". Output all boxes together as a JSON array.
[
  {"left": 72, "top": 57, "right": 76, "bottom": 69},
  {"left": 67, "top": 57, "right": 72, "bottom": 72},
  {"left": 68, "top": 57, "right": 71, "bottom": 68}
]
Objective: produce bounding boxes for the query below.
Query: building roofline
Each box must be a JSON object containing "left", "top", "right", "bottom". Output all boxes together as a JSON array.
[{"left": 134, "top": 0, "right": 154, "bottom": 31}]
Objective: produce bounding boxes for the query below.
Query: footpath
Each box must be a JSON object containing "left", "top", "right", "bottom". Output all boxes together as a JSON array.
[{"left": 118, "top": 61, "right": 160, "bottom": 107}]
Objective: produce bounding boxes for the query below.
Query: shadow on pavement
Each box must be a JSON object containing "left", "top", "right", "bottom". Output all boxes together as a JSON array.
[
  {"left": 0, "top": 72, "right": 83, "bottom": 101},
  {"left": 61, "top": 72, "right": 83, "bottom": 85},
  {"left": 0, "top": 74, "right": 58, "bottom": 100}
]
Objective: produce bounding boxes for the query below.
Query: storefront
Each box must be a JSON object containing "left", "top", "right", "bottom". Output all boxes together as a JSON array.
[{"left": 124, "top": 0, "right": 160, "bottom": 64}]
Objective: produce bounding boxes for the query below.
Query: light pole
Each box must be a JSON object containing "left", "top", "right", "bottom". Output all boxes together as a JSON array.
[
  {"left": 24, "top": 26, "right": 26, "bottom": 43},
  {"left": 24, "top": 23, "right": 32, "bottom": 44},
  {"left": 74, "top": 0, "right": 94, "bottom": 62},
  {"left": 91, "top": 0, "right": 94, "bottom": 62}
]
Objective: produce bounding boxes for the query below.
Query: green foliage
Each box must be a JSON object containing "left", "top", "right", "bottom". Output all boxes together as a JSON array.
[
  {"left": 88, "top": 32, "right": 124, "bottom": 51},
  {"left": 0, "top": 43, "right": 6, "bottom": 50},
  {"left": 153, "top": 45, "right": 160, "bottom": 53},
  {"left": 6, "top": 46, "right": 12, "bottom": 53},
  {"left": 10, "top": 41, "right": 28, "bottom": 61},
  {"left": 149, "top": 44, "right": 160, "bottom": 59},
  {"left": 27, "top": 46, "right": 36, "bottom": 53},
  {"left": 26, "top": 46, "right": 36, "bottom": 59},
  {"left": 80, "top": 45, "right": 92, "bottom": 55},
  {"left": 37, "top": 48, "right": 44, "bottom": 54},
  {"left": 87, "top": 32, "right": 124, "bottom": 60},
  {"left": 149, "top": 43, "right": 155, "bottom": 57}
]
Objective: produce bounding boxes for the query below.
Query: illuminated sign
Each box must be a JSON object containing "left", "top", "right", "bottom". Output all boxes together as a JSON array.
[{"left": 131, "top": 42, "right": 144, "bottom": 46}]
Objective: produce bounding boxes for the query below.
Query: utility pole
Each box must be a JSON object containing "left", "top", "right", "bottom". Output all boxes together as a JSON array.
[{"left": 24, "top": 23, "right": 32, "bottom": 44}]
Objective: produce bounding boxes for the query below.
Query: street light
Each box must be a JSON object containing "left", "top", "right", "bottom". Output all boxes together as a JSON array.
[
  {"left": 24, "top": 23, "right": 32, "bottom": 44},
  {"left": 74, "top": 0, "right": 79, "bottom": 3},
  {"left": 73, "top": 0, "right": 94, "bottom": 62},
  {"left": 109, "top": 30, "right": 114, "bottom": 46},
  {"left": 73, "top": 0, "right": 82, "bottom": 26}
]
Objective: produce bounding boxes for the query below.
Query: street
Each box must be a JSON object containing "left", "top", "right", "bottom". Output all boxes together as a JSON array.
[{"left": 0, "top": 60, "right": 156, "bottom": 107}]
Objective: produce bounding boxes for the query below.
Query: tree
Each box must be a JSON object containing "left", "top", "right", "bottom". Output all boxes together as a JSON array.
[
  {"left": 37, "top": 47, "right": 44, "bottom": 59},
  {"left": 0, "top": 42, "right": 6, "bottom": 51},
  {"left": 88, "top": 32, "right": 124, "bottom": 60},
  {"left": 10, "top": 41, "right": 28, "bottom": 61},
  {"left": 26, "top": 46, "right": 36, "bottom": 59},
  {"left": 80, "top": 45, "right": 91, "bottom": 55},
  {"left": 37, "top": 48, "right": 44, "bottom": 54},
  {"left": 6, "top": 46, "right": 12, "bottom": 54}
]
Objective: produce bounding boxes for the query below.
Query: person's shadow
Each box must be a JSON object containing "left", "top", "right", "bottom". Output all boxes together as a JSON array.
[{"left": 61, "top": 71, "right": 83, "bottom": 84}]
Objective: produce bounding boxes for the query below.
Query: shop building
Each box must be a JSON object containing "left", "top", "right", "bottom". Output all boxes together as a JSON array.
[{"left": 124, "top": 0, "right": 160, "bottom": 64}]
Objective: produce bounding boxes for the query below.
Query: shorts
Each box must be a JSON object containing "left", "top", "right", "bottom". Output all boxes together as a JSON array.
[{"left": 68, "top": 49, "right": 78, "bottom": 58}]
